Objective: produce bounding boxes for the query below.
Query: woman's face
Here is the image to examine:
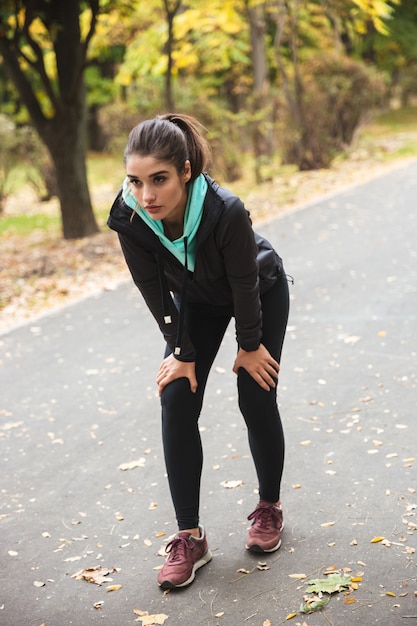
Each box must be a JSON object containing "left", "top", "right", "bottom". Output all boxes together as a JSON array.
[{"left": 126, "top": 154, "right": 191, "bottom": 224}]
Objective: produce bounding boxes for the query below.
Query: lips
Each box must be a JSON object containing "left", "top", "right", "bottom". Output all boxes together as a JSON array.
[{"left": 145, "top": 205, "right": 161, "bottom": 214}]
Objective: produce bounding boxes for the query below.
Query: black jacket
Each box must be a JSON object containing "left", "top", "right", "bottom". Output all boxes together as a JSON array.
[{"left": 107, "top": 174, "right": 283, "bottom": 361}]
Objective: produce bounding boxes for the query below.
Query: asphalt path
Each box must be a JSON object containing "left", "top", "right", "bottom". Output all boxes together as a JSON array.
[{"left": 1, "top": 160, "right": 416, "bottom": 626}]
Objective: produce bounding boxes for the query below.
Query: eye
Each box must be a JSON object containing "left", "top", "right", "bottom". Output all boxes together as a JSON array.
[
  {"left": 129, "top": 178, "right": 141, "bottom": 187},
  {"left": 154, "top": 175, "right": 166, "bottom": 184}
]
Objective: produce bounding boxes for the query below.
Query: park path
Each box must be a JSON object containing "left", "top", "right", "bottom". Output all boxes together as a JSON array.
[{"left": 1, "top": 160, "right": 416, "bottom": 625}]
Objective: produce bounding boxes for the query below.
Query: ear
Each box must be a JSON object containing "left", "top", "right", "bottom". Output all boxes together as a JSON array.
[{"left": 183, "top": 160, "right": 192, "bottom": 183}]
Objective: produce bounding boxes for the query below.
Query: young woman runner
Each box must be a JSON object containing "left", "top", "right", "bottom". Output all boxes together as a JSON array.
[{"left": 107, "top": 113, "right": 290, "bottom": 589}]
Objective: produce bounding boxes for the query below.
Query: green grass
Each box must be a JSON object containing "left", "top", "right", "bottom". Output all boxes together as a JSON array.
[
  {"left": 369, "top": 106, "right": 417, "bottom": 132},
  {"left": 87, "top": 151, "right": 125, "bottom": 187},
  {"left": 0, "top": 211, "right": 60, "bottom": 236}
]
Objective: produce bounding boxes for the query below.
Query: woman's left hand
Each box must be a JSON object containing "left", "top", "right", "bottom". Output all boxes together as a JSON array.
[{"left": 232, "top": 343, "right": 280, "bottom": 391}]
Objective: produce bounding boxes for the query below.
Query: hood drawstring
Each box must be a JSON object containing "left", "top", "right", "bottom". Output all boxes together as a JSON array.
[
  {"left": 156, "top": 249, "right": 173, "bottom": 326},
  {"left": 174, "top": 236, "right": 189, "bottom": 356},
  {"left": 157, "top": 236, "right": 189, "bottom": 358}
]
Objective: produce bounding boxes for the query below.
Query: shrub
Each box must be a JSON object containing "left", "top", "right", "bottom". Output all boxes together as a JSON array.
[
  {"left": 18, "top": 126, "right": 58, "bottom": 201},
  {"left": 0, "top": 114, "right": 21, "bottom": 213},
  {"left": 278, "top": 55, "right": 388, "bottom": 170}
]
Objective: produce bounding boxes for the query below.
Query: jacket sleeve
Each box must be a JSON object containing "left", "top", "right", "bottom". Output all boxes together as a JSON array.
[
  {"left": 118, "top": 234, "right": 197, "bottom": 361},
  {"left": 218, "top": 198, "right": 263, "bottom": 351}
]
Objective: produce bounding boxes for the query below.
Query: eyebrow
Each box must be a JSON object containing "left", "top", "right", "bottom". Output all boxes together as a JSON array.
[{"left": 127, "top": 170, "right": 170, "bottom": 180}]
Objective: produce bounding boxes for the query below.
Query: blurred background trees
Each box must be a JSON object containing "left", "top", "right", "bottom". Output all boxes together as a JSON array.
[{"left": 0, "top": 0, "right": 415, "bottom": 239}]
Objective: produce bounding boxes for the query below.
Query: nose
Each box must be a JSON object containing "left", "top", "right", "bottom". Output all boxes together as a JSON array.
[{"left": 142, "top": 184, "right": 156, "bottom": 204}]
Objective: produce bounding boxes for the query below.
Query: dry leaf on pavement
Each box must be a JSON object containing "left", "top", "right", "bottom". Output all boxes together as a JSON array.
[{"left": 72, "top": 566, "right": 118, "bottom": 585}]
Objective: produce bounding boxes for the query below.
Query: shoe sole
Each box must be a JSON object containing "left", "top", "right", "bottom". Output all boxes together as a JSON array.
[
  {"left": 245, "top": 538, "right": 282, "bottom": 553},
  {"left": 158, "top": 549, "right": 212, "bottom": 589}
]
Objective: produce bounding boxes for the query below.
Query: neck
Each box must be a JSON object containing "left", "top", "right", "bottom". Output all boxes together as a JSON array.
[{"left": 163, "top": 219, "right": 183, "bottom": 241}]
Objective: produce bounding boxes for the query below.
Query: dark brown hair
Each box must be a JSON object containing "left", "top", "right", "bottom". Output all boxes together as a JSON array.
[{"left": 124, "top": 113, "right": 211, "bottom": 182}]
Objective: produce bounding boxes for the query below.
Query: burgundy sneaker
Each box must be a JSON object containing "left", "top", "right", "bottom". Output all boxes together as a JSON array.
[
  {"left": 246, "top": 501, "right": 284, "bottom": 553},
  {"left": 157, "top": 526, "right": 212, "bottom": 589}
]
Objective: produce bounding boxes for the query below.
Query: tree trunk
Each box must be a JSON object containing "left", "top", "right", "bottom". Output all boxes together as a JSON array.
[
  {"left": 163, "top": 0, "right": 182, "bottom": 112},
  {"left": 39, "top": 80, "right": 99, "bottom": 239},
  {"left": 246, "top": 0, "right": 271, "bottom": 183},
  {"left": 46, "top": 124, "right": 98, "bottom": 239},
  {"left": 165, "top": 13, "right": 175, "bottom": 111},
  {"left": 0, "top": 0, "right": 100, "bottom": 239}
]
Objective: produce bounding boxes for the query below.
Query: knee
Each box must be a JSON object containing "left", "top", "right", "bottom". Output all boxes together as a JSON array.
[
  {"left": 238, "top": 371, "right": 274, "bottom": 419},
  {"left": 161, "top": 378, "right": 203, "bottom": 421}
]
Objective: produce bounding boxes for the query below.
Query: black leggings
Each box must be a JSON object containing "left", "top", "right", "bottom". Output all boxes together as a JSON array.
[{"left": 160, "top": 274, "right": 290, "bottom": 530}]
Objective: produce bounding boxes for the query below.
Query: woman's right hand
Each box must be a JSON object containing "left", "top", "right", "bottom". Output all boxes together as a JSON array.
[{"left": 156, "top": 354, "right": 198, "bottom": 396}]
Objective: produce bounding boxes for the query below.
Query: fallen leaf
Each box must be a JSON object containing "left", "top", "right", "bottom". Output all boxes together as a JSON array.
[
  {"left": 344, "top": 335, "right": 361, "bottom": 345},
  {"left": 72, "top": 566, "right": 117, "bottom": 585},
  {"left": 321, "top": 521, "right": 335, "bottom": 527},
  {"left": 371, "top": 536, "right": 385, "bottom": 543},
  {"left": 300, "top": 595, "right": 330, "bottom": 613},
  {"left": 215, "top": 612, "right": 225, "bottom": 617},
  {"left": 118, "top": 459, "right": 146, "bottom": 471},
  {"left": 94, "top": 601, "right": 104, "bottom": 609},
  {"left": 289, "top": 573, "right": 307, "bottom": 579},
  {"left": 106, "top": 584, "right": 122, "bottom": 592},
  {"left": 33, "top": 581, "right": 45, "bottom": 587},
  {"left": 306, "top": 573, "right": 351, "bottom": 594},
  {"left": 344, "top": 597, "right": 356, "bottom": 604},
  {"left": 220, "top": 480, "right": 243, "bottom": 489},
  {"left": 386, "top": 591, "right": 396, "bottom": 597},
  {"left": 285, "top": 613, "right": 297, "bottom": 620},
  {"left": 257, "top": 562, "right": 270, "bottom": 571},
  {"left": 134, "top": 613, "right": 169, "bottom": 625}
]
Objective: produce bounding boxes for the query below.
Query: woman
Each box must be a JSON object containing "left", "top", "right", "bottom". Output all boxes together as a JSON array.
[{"left": 107, "top": 113, "right": 290, "bottom": 590}]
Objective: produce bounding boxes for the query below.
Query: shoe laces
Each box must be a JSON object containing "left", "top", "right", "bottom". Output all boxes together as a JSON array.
[
  {"left": 165, "top": 534, "right": 195, "bottom": 562},
  {"left": 248, "top": 504, "right": 281, "bottom": 530}
]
